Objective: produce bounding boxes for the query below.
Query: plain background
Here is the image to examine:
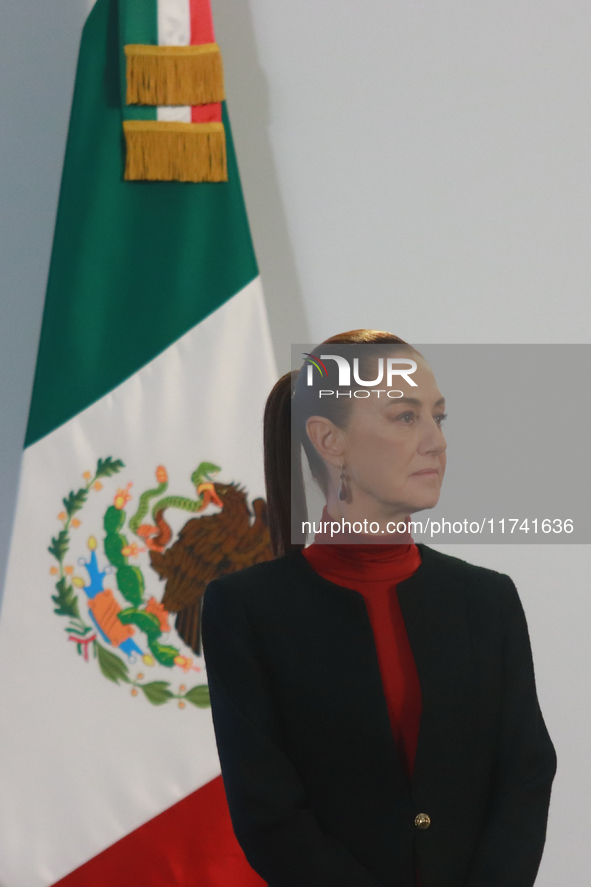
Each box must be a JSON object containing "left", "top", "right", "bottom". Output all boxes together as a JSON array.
[{"left": 1, "top": 1, "right": 589, "bottom": 883}]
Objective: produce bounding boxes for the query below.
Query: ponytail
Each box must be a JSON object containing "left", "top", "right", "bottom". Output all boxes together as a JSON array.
[{"left": 263, "top": 371, "right": 302, "bottom": 557}]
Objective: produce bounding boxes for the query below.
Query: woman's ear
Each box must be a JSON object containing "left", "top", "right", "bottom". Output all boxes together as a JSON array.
[{"left": 305, "top": 416, "right": 344, "bottom": 467}]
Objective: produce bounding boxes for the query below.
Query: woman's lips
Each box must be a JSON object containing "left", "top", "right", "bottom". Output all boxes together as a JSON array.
[{"left": 410, "top": 468, "right": 439, "bottom": 476}]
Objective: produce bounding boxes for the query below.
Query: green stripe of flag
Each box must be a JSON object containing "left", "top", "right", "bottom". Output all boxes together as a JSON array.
[
  {"left": 118, "top": 0, "right": 157, "bottom": 121},
  {"left": 25, "top": 0, "right": 258, "bottom": 448},
  {"left": 119, "top": 0, "right": 157, "bottom": 45}
]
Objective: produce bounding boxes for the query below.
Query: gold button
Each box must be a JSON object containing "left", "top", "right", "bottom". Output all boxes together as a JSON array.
[{"left": 414, "top": 813, "right": 431, "bottom": 830}]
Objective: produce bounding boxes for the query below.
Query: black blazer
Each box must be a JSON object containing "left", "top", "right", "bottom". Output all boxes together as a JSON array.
[{"left": 201, "top": 543, "right": 557, "bottom": 887}]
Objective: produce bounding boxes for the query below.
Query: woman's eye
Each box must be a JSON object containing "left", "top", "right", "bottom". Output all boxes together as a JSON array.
[{"left": 391, "top": 411, "right": 446, "bottom": 426}]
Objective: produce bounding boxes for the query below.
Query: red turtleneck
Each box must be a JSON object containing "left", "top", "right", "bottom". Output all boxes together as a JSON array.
[{"left": 302, "top": 504, "right": 424, "bottom": 885}]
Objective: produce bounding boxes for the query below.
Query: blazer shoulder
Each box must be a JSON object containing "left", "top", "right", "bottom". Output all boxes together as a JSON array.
[
  {"left": 203, "top": 552, "right": 298, "bottom": 604},
  {"left": 418, "top": 543, "right": 514, "bottom": 596},
  {"left": 418, "top": 547, "right": 520, "bottom": 635}
]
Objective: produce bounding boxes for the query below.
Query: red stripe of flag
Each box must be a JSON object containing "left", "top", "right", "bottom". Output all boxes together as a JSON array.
[
  {"left": 189, "top": 0, "right": 215, "bottom": 44},
  {"left": 52, "top": 776, "right": 265, "bottom": 887},
  {"left": 190, "top": 0, "right": 222, "bottom": 123}
]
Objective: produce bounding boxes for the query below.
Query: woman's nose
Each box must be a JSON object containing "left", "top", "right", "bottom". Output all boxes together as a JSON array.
[{"left": 418, "top": 423, "right": 446, "bottom": 456}]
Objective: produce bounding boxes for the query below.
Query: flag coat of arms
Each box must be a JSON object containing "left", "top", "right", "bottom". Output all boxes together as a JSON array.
[{"left": 0, "top": 1, "right": 275, "bottom": 884}]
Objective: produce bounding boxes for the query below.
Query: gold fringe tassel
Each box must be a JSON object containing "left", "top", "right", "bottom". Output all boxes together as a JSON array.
[
  {"left": 125, "top": 43, "right": 225, "bottom": 106},
  {"left": 123, "top": 121, "right": 228, "bottom": 182}
]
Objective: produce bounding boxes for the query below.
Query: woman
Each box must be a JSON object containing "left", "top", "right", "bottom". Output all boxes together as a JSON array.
[{"left": 201, "top": 329, "right": 557, "bottom": 887}]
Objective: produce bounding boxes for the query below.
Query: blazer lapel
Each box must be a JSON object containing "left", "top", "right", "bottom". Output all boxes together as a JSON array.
[
  {"left": 396, "top": 544, "right": 480, "bottom": 791},
  {"left": 290, "top": 544, "right": 479, "bottom": 803},
  {"left": 291, "top": 549, "right": 413, "bottom": 801}
]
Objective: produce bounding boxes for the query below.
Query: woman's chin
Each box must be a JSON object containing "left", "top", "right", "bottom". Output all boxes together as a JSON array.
[{"left": 407, "top": 494, "right": 441, "bottom": 514}]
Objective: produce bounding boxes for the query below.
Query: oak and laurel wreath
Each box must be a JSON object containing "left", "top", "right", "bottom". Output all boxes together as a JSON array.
[{"left": 48, "top": 456, "right": 210, "bottom": 709}]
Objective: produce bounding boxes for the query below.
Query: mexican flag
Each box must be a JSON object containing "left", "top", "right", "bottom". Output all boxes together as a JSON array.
[{"left": 0, "top": 1, "right": 275, "bottom": 885}]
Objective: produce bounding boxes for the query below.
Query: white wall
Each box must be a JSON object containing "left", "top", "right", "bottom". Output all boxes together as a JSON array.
[{"left": 1, "top": 1, "right": 589, "bottom": 882}]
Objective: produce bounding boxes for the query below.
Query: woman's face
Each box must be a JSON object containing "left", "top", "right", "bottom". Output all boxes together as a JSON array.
[{"left": 338, "top": 352, "right": 447, "bottom": 516}]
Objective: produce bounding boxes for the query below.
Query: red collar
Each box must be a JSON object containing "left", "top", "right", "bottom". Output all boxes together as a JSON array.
[{"left": 303, "top": 505, "right": 421, "bottom": 585}]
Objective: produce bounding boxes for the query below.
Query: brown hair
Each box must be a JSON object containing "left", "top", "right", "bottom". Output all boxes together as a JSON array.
[{"left": 263, "top": 329, "right": 416, "bottom": 557}]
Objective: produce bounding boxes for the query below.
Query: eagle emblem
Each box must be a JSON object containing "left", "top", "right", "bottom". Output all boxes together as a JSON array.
[{"left": 48, "top": 457, "right": 272, "bottom": 708}]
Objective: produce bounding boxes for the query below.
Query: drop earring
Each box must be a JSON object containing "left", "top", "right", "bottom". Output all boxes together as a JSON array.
[{"left": 338, "top": 460, "right": 348, "bottom": 501}]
